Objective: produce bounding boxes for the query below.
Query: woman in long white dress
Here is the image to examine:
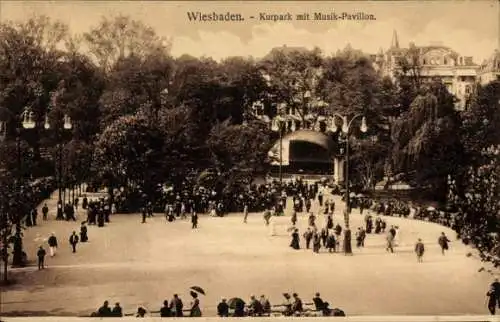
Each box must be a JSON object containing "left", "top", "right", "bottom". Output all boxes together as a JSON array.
[
  {"left": 394, "top": 226, "right": 401, "bottom": 247},
  {"left": 269, "top": 218, "right": 277, "bottom": 236}
]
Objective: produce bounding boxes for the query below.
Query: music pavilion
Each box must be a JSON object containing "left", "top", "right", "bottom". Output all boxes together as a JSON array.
[{"left": 268, "top": 130, "right": 345, "bottom": 182}]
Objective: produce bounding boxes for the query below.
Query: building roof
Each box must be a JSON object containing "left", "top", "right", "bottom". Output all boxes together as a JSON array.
[
  {"left": 480, "top": 49, "right": 500, "bottom": 71},
  {"left": 283, "top": 130, "right": 334, "bottom": 150},
  {"left": 268, "top": 130, "right": 335, "bottom": 166}
]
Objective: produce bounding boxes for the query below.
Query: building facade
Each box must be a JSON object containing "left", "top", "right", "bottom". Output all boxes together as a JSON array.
[
  {"left": 254, "top": 39, "right": 499, "bottom": 181},
  {"left": 372, "top": 31, "right": 500, "bottom": 111}
]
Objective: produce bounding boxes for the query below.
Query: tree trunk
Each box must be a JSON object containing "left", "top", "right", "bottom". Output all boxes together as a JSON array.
[
  {"left": 12, "top": 223, "right": 24, "bottom": 267},
  {"left": 2, "top": 236, "right": 8, "bottom": 283}
]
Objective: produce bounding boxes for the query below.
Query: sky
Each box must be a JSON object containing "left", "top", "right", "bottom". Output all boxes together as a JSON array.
[{"left": 1, "top": 1, "right": 499, "bottom": 64}]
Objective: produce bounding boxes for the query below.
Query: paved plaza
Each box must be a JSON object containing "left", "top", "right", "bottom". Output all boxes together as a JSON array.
[{"left": 0, "top": 193, "right": 496, "bottom": 317}]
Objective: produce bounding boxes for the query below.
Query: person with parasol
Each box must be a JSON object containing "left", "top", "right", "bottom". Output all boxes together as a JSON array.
[
  {"left": 189, "top": 291, "right": 202, "bottom": 317},
  {"left": 189, "top": 286, "right": 205, "bottom": 316}
]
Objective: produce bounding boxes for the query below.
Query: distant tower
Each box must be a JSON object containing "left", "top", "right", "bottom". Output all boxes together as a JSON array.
[
  {"left": 391, "top": 30, "right": 400, "bottom": 49},
  {"left": 498, "top": 2, "right": 500, "bottom": 50}
]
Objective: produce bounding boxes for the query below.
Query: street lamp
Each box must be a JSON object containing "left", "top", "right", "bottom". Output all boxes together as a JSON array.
[
  {"left": 271, "top": 115, "right": 287, "bottom": 185},
  {"left": 9, "top": 107, "right": 36, "bottom": 267},
  {"left": 329, "top": 113, "right": 368, "bottom": 228},
  {"left": 43, "top": 112, "right": 73, "bottom": 215}
]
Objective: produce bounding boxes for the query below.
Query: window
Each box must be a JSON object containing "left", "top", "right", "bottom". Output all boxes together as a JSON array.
[
  {"left": 423, "top": 58, "right": 427, "bottom": 65},
  {"left": 444, "top": 58, "right": 447, "bottom": 65},
  {"left": 465, "top": 85, "right": 471, "bottom": 94}
]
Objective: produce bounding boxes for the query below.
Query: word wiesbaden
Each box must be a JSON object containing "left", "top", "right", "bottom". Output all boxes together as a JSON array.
[{"left": 186, "top": 12, "right": 244, "bottom": 22}]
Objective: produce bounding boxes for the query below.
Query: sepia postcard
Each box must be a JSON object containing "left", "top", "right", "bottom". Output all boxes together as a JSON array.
[{"left": 0, "top": 1, "right": 499, "bottom": 321}]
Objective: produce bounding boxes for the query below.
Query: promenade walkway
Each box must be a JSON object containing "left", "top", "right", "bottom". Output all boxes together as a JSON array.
[{"left": 0, "top": 188, "right": 497, "bottom": 317}]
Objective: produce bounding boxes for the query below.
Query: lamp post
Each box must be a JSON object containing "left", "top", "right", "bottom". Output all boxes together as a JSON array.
[
  {"left": 44, "top": 113, "right": 73, "bottom": 217},
  {"left": 10, "top": 108, "right": 36, "bottom": 267},
  {"left": 272, "top": 115, "right": 286, "bottom": 185},
  {"left": 329, "top": 113, "right": 368, "bottom": 228}
]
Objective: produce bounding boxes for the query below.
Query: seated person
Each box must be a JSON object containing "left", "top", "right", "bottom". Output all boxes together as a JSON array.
[
  {"left": 282, "top": 293, "right": 293, "bottom": 316},
  {"left": 136, "top": 307, "right": 147, "bottom": 318},
  {"left": 313, "top": 292, "right": 325, "bottom": 311},
  {"left": 97, "top": 301, "right": 112, "bottom": 317},
  {"left": 248, "top": 295, "right": 264, "bottom": 316},
  {"left": 291, "top": 293, "right": 303, "bottom": 314}
]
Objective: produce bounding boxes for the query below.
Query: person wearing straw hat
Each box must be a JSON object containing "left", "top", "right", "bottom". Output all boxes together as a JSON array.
[
  {"left": 260, "top": 295, "right": 271, "bottom": 315},
  {"left": 248, "top": 295, "right": 263, "bottom": 316}
]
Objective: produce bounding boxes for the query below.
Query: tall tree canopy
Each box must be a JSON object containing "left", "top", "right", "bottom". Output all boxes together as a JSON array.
[
  {"left": 259, "top": 47, "right": 323, "bottom": 121},
  {"left": 318, "top": 50, "right": 397, "bottom": 189},
  {"left": 461, "top": 80, "right": 500, "bottom": 164},
  {"left": 83, "top": 15, "right": 171, "bottom": 71},
  {"left": 391, "top": 80, "right": 463, "bottom": 197}
]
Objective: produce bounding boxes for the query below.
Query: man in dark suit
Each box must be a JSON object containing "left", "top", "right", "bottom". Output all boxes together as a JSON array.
[
  {"left": 37, "top": 246, "right": 46, "bottom": 270},
  {"left": 491, "top": 278, "right": 500, "bottom": 308},
  {"left": 313, "top": 293, "right": 325, "bottom": 311},
  {"left": 42, "top": 203, "right": 49, "bottom": 220},
  {"left": 111, "top": 303, "right": 123, "bottom": 317},
  {"left": 170, "top": 294, "right": 183, "bottom": 317},
  {"left": 217, "top": 299, "right": 229, "bottom": 317},
  {"left": 160, "top": 300, "right": 171, "bottom": 317},
  {"left": 192, "top": 212, "right": 198, "bottom": 229},
  {"left": 69, "top": 231, "right": 79, "bottom": 253},
  {"left": 97, "top": 301, "right": 112, "bottom": 317}
]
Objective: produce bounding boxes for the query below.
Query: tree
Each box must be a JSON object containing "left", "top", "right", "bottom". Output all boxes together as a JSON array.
[
  {"left": 350, "top": 138, "right": 388, "bottom": 190},
  {"left": 99, "top": 52, "right": 174, "bottom": 127},
  {"left": 83, "top": 15, "right": 171, "bottom": 72},
  {"left": 456, "top": 155, "right": 500, "bottom": 266},
  {"left": 215, "top": 57, "right": 268, "bottom": 124},
  {"left": 390, "top": 80, "right": 463, "bottom": 198},
  {"left": 461, "top": 80, "right": 500, "bottom": 165},
  {"left": 7, "top": 15, "right": 69, "bottom": 52},
  {"left": 318, "top": 51, "right": 397, "bottom": 189},
  {"left": 395, "top": 43, "right": 424, "bottom": 91},
  {"left": 93, "top": 114, "right": 165, "bottom": 195},
  {"left": 0, "top": 22, "right": 63, "bottom": 139},
  {"left": 47, "top": 52, "right": 105, "bottom": 142},
  {"left": 156, "top": 106, "right": 204, "bottom": 185},
  {"left": 259, "top": 47, "right": 323, "bottom": 123},
  {"left": 207, "top": 120, "right": 273, "bottom": 193}
]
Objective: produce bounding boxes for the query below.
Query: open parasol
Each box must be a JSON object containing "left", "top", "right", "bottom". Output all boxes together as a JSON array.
[
  {"left": 190, "top": 286, "right": 206, "bottom": 295},
  {"left": 227, "top": 297, "right": 245, "bottom": 309}
]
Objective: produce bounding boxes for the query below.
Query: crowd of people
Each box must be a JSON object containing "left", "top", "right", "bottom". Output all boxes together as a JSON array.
[
  {"left": 101, "top": 177, "right": 329, "bottom": 217},
  {"left": 347, "top": 193, "right": 500, "bottom": 267},
  {"left": 35, "top": 224, "right": 89, "bottom": 270},
  {"left": 92, "top": 291, "right": 345, "bottom": 318},
  {"left": 9, "top": 174, "right": 499, "bottom": 316}
]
